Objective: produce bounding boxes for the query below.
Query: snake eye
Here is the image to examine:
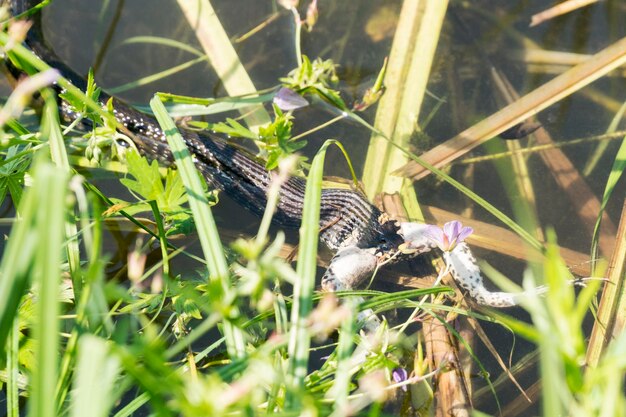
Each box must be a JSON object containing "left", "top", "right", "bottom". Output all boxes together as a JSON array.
[{"left": 378, "top": 235, "right": 392, "bottom": 252}]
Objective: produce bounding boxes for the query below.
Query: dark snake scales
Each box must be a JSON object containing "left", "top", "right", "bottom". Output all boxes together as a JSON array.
[
  {"left": 10, "top": 0, "right": 403, "bottom": 254},
  {"left": 10, "top": 0, "right": 553, "bottom": 309}
]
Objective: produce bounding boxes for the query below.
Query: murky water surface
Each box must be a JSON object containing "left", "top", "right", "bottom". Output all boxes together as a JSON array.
[{"left": 16, "top": 0, "right": 626, "bottom": 415}]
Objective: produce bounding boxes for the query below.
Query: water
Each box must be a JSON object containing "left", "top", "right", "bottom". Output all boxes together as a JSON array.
[{"left": 14, "top": 0, "right": 626, "bottom": 415}]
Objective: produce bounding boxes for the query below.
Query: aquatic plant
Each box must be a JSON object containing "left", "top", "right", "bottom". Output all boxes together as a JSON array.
[{"left": 1, "top": 1, "right": 625, "bottom": 416}]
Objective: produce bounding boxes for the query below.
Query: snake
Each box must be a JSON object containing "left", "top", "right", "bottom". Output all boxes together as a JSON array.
[{"left": 9, "top": 0, "right": 541, "bottom": 309}]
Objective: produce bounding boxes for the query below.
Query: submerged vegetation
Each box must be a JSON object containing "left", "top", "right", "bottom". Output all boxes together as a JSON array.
[{"left": 1, "top": 1, "right": 626, "bottom": 416}]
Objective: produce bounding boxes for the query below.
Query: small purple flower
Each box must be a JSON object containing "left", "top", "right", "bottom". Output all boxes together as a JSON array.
[
  {"left": 273, "top": 87, "right": 309, "bottom": 111},
  {"left": 392, "top": 367, "right": 408, "bottom": 392},
  {"left": 424, "top": 220, "right": 473, "bottom": 252}
]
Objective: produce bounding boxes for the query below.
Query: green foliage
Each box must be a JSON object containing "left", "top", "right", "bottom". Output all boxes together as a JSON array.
[
  {"left": 83, "top": 98, "right": 131, "bottom": 165},
  {"left": 59, "top": 70, "right": 126, "bottom": 164},
  {"left": 258, "top": 105, "right": 306, "bottom": 169},
  {"left": 208, "top": 117, "right": 258, "bottom": 140},
  {"left": 59, "top": 69, "right": 102, "bottom": 125},
  {"left": 3, "top": 3, "right": 625, "bottom": 417},
  {"left": 70, "top": 336, "right": 121, "bottom": 417},
  {"left": 119, "top": 150, "right": 188, "bottom": 212},
  {"left": 0, "top": 145, "right": 32, "bottom": 207},
  {"left": 352, "top": 57, "right": 387, "bottom": 112},
  {"left": 231, "top": 231, "right": 298, "bottom": 308},
  {"left": 590, "top": 131, "right": 626, "bottom": 265},
  {"left": 0, "top": 25, "right": 475, "bottom": 417},
  {"left": 107, "top": 150, "right": 210, "bottom": 235},
  {"left": 487, "top": 230, "right": 625, "bottom": 417},
  {"left": 280, "top": 55, "right": 347, "bottom": 110},
  {"left": 209, "top": 105, "right": 306, "bottom": 170}
]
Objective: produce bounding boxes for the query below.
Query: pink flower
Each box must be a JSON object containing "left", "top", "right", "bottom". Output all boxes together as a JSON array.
[
  {"left": 392, "top": 367, "right": 408, "bottom": 392},
  {"left": 273, "top": 87, "right": 309, "bottom": 111},
  {"left": 424, "top": 221, "right": 473, "bottom": 252}
]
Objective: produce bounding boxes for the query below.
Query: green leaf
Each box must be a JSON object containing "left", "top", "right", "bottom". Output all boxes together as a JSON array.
[
  {"left": 119, "top": 150, "right": 188, "bottom": 214},
  {"left": 118, "top": 293, "right": 163, "bottom": 314},
  {"left": 287, "top": 139, "right": 336, "bottom": 406},
  {"left": 256, "top": 105, "right": 306, "bottom": 169},
  {"left": 164, "top": 211, "right": 195, "bottom": 236},
  {"left": 591, "top": 132, "right": 626, "bottom": 263},
  {"left": 150, "top": 95, "right": 246, "bottom": 359},
  {"left": 173, "top": 293, "right": 202, "bottom": 320},
  {"left": 208, "top": 117, "right": 258, "bottom": 140},
  {"left": 0, "top": 145, "right": 32, "bottom": 207},
  {"left": 59, "top": 68, "right": 102, "bottom": 125},
  {"left": 120, "top": 151, "right": 165, "bottom": 201},
  {"left": 161, "top": 168, "right": 188, "bottom": 211},
  {"left": 280, "top": 55, "right": 347, "bottom": 110},
  {"left": 5, "top": 118, "right": 31, "bottom": 136},
  {"left": 139, "top": 90, "right": 276, "bottom": 117}
]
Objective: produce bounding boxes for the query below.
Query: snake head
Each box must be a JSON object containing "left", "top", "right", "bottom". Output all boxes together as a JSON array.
[{"left": 372, "top": 214, "right": 404, "bottom": 256}]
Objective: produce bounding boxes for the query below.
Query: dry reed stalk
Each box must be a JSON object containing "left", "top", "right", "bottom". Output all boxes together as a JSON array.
[
  {"left": 489, "top": 68, "right": 544, "bottom": 242},
  {"left": 175, "top": 0, "right": 270, "bottom": 131},
  {"left": 586, "top": 200, "right": 626, "bottom": 367},
  {"left": 533, "top": 128, "right": 617, "bottom": 257},
  {"left": 530, "top": 0, "right": 600, "bottom": 27},
  {"left": 515, "top": 49, "right": 626, "bottom": 78},
  {"left": 395, "top": 36, "right": 626, "bottom": 181},
  {"left": 381, "top": 193, "right": 471, "bottom": 416},
  {"left": 423, "top": 318, "right": 471, "bottom": 417},
  {"left": 362, "top": 0, "right": 448, "bottom": 215},
  {"left": 489, "top": 69, "right": 617, "bottom": 257}
]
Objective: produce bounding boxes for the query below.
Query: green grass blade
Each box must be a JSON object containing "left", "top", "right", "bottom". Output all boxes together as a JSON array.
[
  {"left": 40, "top": 95, "right": 83, "bottom": 408},
  {"left": 6, "top": 320, "right": 19, "bottom": 417},
  {"left": 6, "top": 118, "right": 31, "bottom": 135},
  {"left": 41, "top": 92, "right": 69, "bottom": 168},
  {"left": 286, "top": 139, "right": 336, "bottom": 406},
  {"left": 345, "top": 102, "right": 546, "bottom": 252},
  {"left": 119, "top": 35, "right": 206, "bottom": 57},
  {"left": 111, "top": 393, "right": 150, "bottom": 417},
  {"left": 399, "top": 143, "right": 545, "bottom": 252},
  {"left": 108, "top": 56, "right": 208, "bottom": 94},
  {"left": 149, "top": 200, "right": 170, "bottom": 276},
  {"left": 149, "top": 95, "right": 246, "bottom": 358},
  {"left": 0, "top": 156, "right": 43, "bottom": 352},
  {"left": 41, "top": 92, "right": 83, "bottom": 293},
  {"left": 69, "top": 336, "right": 121, "bottom": 417},
  {"left": 358, "top": 287, "right": 453, "bottom": 311},
  {"left": 149, "top": 96, "right": 228, "bottom": 281},
  {"left": 484, "top": 139, "right": 543, "bottom": 267},
  {"left": 0, "top": 232, "right": 34, "bottom": 354},
  {"left": 583, "top": 99, "right": 626, "bottom": 176},
  {"left": 328, "top": 298, "right": 357, "bottom": 412},
  {"left": 137, "top": 91, "right": 276, "bottom": 117},
  {"left": 591, "top": 132, "right": 626, "bottom": 266},
  {"left": 28, "top": 162, "right": 68, "bottom": 417}
]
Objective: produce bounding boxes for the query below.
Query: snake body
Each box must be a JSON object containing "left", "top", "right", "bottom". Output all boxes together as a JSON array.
[
  {"left": 10, "top": 0, "right": 403, "bottom": 254},
  {"left": 10, "top": 0, "right": 551, "bottom": 308}
]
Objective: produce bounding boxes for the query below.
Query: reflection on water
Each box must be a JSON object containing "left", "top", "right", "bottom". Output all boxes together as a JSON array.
[
  {"left": 42, "top": 0, "right": 625, "bottom": 246},
  {"left": 30, "top": 0, "right": 626, "bottom": 414}
]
